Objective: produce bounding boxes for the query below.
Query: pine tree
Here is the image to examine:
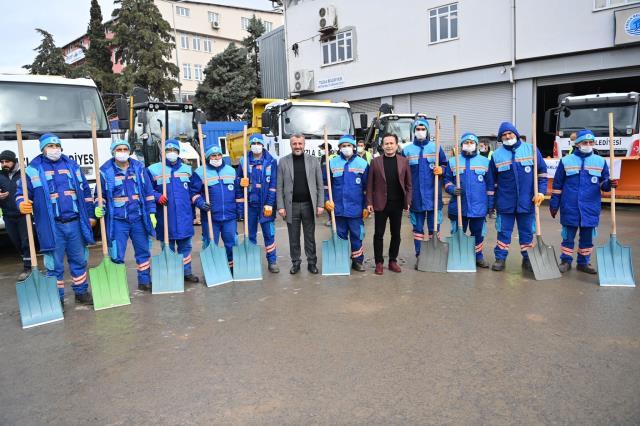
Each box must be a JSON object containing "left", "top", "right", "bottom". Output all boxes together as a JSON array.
[
  {"left": 110, "top": 0, "right": 179, "bottom": 100},
  {"left": 242, "top": 15, "right": 266, "bottom": 97},
  {"left": 23, "top": 29, "right": 68, "bottom": 75},
  {"left": 85, "top": 0, "right": 115, "bottom": 92},
  {"left": 195, "top": 43, "right": 257, "bottom": 121}
]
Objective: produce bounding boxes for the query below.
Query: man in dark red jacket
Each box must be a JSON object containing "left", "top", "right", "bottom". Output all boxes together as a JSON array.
[{"left": 366, "top": 134, "right": 412, "bottom": 275}]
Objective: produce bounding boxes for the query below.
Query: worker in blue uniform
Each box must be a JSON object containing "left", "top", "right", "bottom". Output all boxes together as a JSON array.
[
  {"left": 402, "top": 118, "right": 447, "bottom": 261},
  {"left": 489, "top": 122, "right": 548, "bottom": 272},
  {"left": 16, "top": 133, "right": 96, "bottom": 306},
  {"left": 191, "top": 145, "right": 242, "bottom": 270},
  {"left": 549, "top": 129, "right": 616, "bottom": 274},
  {"left": 444, "top": 132, "right": 495, "bottom": 268},
  {"left": 147, "top": 139, "right": 199, "bottom": 283},
  {"left": 94, "top": 140, "right": 157, "bottom": 291},
  {"left": 324, "top": 135, "right": 369, "bottom": 272},
  {"left": 237, "top": 134, "right": 280, "bottom": 273}
]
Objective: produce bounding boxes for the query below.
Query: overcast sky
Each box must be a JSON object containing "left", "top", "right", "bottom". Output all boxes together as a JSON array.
[{"left": 0, "top": 0, "right": 276, "bottom": 74}]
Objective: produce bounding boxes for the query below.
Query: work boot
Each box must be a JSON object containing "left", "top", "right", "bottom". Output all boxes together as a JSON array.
[
  {"left": 268, "top": 263, "right": 280, "bottom": 273},
  {"left": 75, "top": 292, "right": 93, "bottom": 305},
  {"left": 307, "top": 264, "right": 319, "bottom": 274},
  {"left": 492, "top": 259, "right": 506, "bottom": 271},
  {"left": 577, "top": 264, "right": 597, "bottom": 274},
  {"left": 138, "top": 283, "right": 152, "bottom": 292},
  {"left": 184, "top": 274, "right": 200, "bottom": 283},
  {"left": 352, "top": 262, "right": 365, "bottom": 272},
  {"left": 290, "top": 264, "right": 301, "bottom": 274},
  {"left": 476, "top": 258, "right": 490, "bottom": 269},
  {"left": 522, "top": 258, "right": 533, "bottom": 272},
  {"left": 374, "top": 263, "right": 383, "bottom": 275},
  {"left": 558, "top": 261, "right": 572, "bottom": 273},
  {"left": 17, "top": 268, "right": 31, "bottom": 281},
  {"left": 388, "top": 261, "right": 401, "bottom": 273}
]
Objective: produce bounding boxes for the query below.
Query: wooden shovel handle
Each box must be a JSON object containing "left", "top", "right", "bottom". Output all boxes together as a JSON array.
[
  {"left": 453, "top": 115, "right": 462, "bottom": 228},
  {"left": 197, "top": 123, "right": 214, "bottom": 241},
  {"left": 242, "top": 125, "right": 249, "bottom": 237},
  {"left": 324, "top": 127, "right": 337, "bottom": 233},
  {"left": 91, "top": 116, "right": 108, "bottom": 257},
  {"left": 608, "top": 112, "right": 616, "bottom": 235},
  {"left": 532, "top": 112, "right": 542, "bottom": 237},
  {"left": 16, "top": 124, "right": 38, "bottom": 268},
  {"left": 161, "top": 131, "right": 169, "bottom": 245}
]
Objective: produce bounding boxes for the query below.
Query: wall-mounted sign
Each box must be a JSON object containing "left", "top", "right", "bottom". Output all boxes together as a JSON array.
[
  {"left": 65, "top": 48, "right": 85, "bottom": 65},
  {"left": 317, "top": 75, "right": 345, "bottom": 91},
  {"left": 615, "top": 7, "right": 640, "bottom": 45}
]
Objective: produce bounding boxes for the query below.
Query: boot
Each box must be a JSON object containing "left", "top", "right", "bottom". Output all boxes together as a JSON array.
[
  {"left": 577, "top": 264, "right": 597, "bottom": 274},
  {"left": 388, "top": 261, "right": 401, "bottom": 273},
  {"left": 184, "top": 274, "right": 200, "bottom": 283},
  {"left": 75, "top": 292, "right": 93, "bottom": 305},
  {"left": 558, "top": 261, "right": 572, "bottom": 273},
  {"left": 522, "top": 258, "right": 533, "bottom": 272},
  {"left": 492, "top": 259, "right": 506, "bottom": 271},
  {"left": 352, "top": 262, "right": 365, "bottom": 272},
  {"left": 268, "top": 263, "right": 280, "bottom": 273},
  {"left": 138, "top": 283, "right": 152, "bottom": 292},
  {"left": 374, "top": 263, "right": 383, "bottom": 275},
  {"left": 476, "top": 258, "right": 490, "bottom": 269},
  {"left": 18, "top": 268, "right": 31, "bottom": 281}
]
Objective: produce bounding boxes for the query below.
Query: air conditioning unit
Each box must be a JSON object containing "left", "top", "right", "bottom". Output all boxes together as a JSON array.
[
  {"left": 293, "top": 69, "right": 314, "bottom": 93},
  {"left": 211, "top": 21, "right": 220, "bottom": 29},
  {"left": 318, "top": 6, "right": 337, "bottom": 32}
]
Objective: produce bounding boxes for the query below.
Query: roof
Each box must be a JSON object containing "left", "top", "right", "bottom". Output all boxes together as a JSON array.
[
  {"left": 176, "top": 0, "right": 281, "bottom": 14},
  {"left": 0, "top": 74, "right": 98, "bottom": 87}
]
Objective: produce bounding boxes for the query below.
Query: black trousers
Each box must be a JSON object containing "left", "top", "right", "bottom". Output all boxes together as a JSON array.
[
  {"left": 4, "top": 215, "right": 31, "bottom": 268},
  {"left": 287, "top": 201, "right": 317, "bottom": 266},
  {"left": 373, "top": 204, "right": 403, "bottom": 264}
]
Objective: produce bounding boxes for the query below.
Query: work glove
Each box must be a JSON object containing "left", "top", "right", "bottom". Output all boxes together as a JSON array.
[
  {"left": 362, "top": 208, "right": 370, "bottom": 219},
  {"left": 94, "top": 206, "right": 105, "bottom": 218},
  {"left": 90, "top": 218, "right": 97, "bottom": 228},
  {"left": 532, "top": 192, "right": 545, "bottom": 207},
  {"left": 324, "top": 200, "right": 335, "bottom": 212},
  {"left": 200, "top": 202, "right": 211, "bottom": 212},
  {"left": 240, "top": 178, "right": 249, "bottom": 188},
  {"left": 454, "top": 187, "right": 463, "bottom": 196},
  {"left": 610, "top": 179, "right": 619, "bottom": 189},
  {"left": 19, "top": 200, "right": 33, "bottom": 215},
  {"left": 433, "top": 165, "right": 443, "bottom": 176},
  {"left": 158, "top": 194, "right": 168, "bottom": 205},
  {"left": 150, "top": 213, "right": 157, "bottom": 228},
  {"left": 263, "top": 205, "right": 273, "bottom": 217},
  {"left": 549, "top": 207, "right": 558, "bottom": 219}
]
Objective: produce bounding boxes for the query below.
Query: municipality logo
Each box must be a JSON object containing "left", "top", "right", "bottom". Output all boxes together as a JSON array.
[{"left": 625, "top": 13, "right": 640, "bottom": 36}]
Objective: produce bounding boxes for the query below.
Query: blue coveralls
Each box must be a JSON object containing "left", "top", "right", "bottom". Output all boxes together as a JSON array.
[
  {"left": 147, "top": 159, "right": 196, "bottom": 276},
  {"left": 490, "top": 141, "right": 548, "bottom": 260},
  {"left": 98, "top": 158, "right": 156, "bottom": 285},
  {"left": 16, "top": 155, "right": 95, "bottom": 298},
  {"left": 192, "top": 163, "right": 242, "bottom": 268},
  {"left": 550, "top": 150, "right": 611, "bottom": 265},
  {"left": 324, "top": 154, "right": 369, "bottom": 263},
  {"left": 444, "top": 152, "right": 494, "bottom": 260},
  {"left": 237, "top": 151, "right": 278, "bottom": 264},
  {"left": 402, "top": 139, "right": 448, "bottom": 256}
]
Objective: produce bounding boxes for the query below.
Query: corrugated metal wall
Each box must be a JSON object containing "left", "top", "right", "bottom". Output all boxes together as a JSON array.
[
  {"left": 202, "top": 121, "right": 247, "bottom": 155},
  {"left": 258, "top": 26, "right": 288, "bottom": 99},
  {"left": 348, "top": 98, "right": 381, "bottom": 126}
]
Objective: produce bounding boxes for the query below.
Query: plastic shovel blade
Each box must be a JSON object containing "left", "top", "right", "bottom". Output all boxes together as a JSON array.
[
  {"left": 527, "top": 235, "right": 561, "bottom": 281},
  {"left": 233, "top": 238, "right": 263, "bottom": 282},
  {"left": 151, "top": 246, "right": 185, "bottom": 294},
  {"left": 201, "top": 242, "right": 233, "bottom": 287},
  {"left": 417, "top": 238, "right": 448, "bottom": 273},
  {"left": 16, "top": 269, "right": 64, "bottom": 329},
  {"left": 322, "top": 232, "right": 351, "bottom": 276},
  {"left": 597, "top": 235, "right": 636, "bottom": 287},
  {"left": 89, "top": 257, "right": 131, "bottom": 310},
  {"left": 446, "top": 230, "right": 476, "bottom": 273}
]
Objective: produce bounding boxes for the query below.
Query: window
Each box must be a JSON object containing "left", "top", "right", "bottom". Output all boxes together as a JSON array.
[
  {"left": 241, "top": 17, "right": 250, "bottom": 30},
  {"left": 321, "top": 31, "right": 354, "bottom": 66},
  {"left": 594, "top": 0, "right": 640, "bottom": 9},
  {"left": 182, "top": 63, "right": 192, "bottom": 80},
  {"left": 176, "top": 6, "right": 190, "bottom": 17},
  {"left": 264, "top": 21, "right": 273, "bottom": 32},
  {"left": 429, "top": 3, "right": 458, "bottom": 44},
  {"left": 208, "top": 11, "right": 220, "bottom": 24},
  {"left": 218, "top": 136, "right": 227, "bottom": 154},
  {"left": 194, "top": 64, "right": 203, "bottom": 81},
  {"left": 192, "top": 35, "right": 201, "bottom": 51},
  {"left": 180, "top": 34, "right": 189, "bottom": 49},
  {"left": 203, "top": 37, "right": 213, "bottom": 53}
]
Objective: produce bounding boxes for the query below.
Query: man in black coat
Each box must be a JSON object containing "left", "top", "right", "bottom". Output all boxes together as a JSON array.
[{"left": 0, "top": 150, "right": 31, "bottom": 280}]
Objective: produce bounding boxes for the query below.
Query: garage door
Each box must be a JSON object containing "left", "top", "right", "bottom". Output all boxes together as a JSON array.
[
  {"left": 537, "top": 67, "right": 640, "bottom": 86},
  {"left": 349, "top": 97, "right": 381, "bottom": 126},
  {"left": 410, "top": 83, "right": 513, "bottom": 144}
]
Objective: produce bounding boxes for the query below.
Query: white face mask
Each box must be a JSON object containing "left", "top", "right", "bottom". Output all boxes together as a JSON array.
[
  {"left": 415, "top": 130, "right": 427, "bottom": 140},
  {"left": 114, "top": 152, "right": 129, "bottom": 162},
  {"left": 479, "top": 145, "right": 489, "bottom": 153},
  {"left": 251, "top": 144, "right": 263, "bottom": 155},
  {"left": 319, "top": 149, "right": 325, "bottom": 157},
  {"left": 502, "top": 137, "right": 517, "bottom": 146},
  {"left": 579, "top": 145, "right": 593, "bottom": 154},
  {"left": 341, "top": 146, "right": 354, "bottom": 157},
  {"left": 210, "top": 158, "right": 223, "bottom": 167},
  {"left": 166, "top": 152, "right": 179, "bottom": 163},
  {"left": 357, "top": 146, "right": 364, "bottom": 154},
  {"left": 462, "top": 143, "right": 476, "bottom": 153},
  {"left": 45, "top": 148, "right": 62, "bottom": 161}
]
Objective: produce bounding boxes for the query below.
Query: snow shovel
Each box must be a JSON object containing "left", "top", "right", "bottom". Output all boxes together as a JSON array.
[
  {"left": 233, "top": 125, "right": 263, "bottom": 282},
  {"left": 526, "top": 112, "right": 561, "bottom": 281},
  {"left": 321, "top": 129, "right": 351, "bottom": 276},
  {"left": 197, "top": 122, "right": 232, "bottom": 287},
  {"left": 417, "top": 116, "right": 448, "bottom": 272},
  {"left": 597, "top": 112, "right": 635, "bottom": 287},
  {"left": 447, "top": 117, "right": 476, "bottom": 272},
  {"left": 14, "top": 123, "right": 64, "bottom": 328},
  {"left": 152, "top": 132, "right": 185, "bottom": 294},
  {"left": 88, "top": 117, "right": 131, "bottom": 310}
]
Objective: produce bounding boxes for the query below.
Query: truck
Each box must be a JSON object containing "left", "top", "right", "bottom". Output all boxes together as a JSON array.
[
  {"left": 0, "top": 74, "right": 112, "bottom": 229},
  {"left": 362, "top": 104, "right": 437, "bottom": 153},
  {"left": 544, "top": 91, "right": 640, "bottom": 202}
]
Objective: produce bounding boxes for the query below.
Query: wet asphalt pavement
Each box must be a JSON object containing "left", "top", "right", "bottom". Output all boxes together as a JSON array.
[{"left": 0, "top": 205, "right": 639, "bottom": 425}]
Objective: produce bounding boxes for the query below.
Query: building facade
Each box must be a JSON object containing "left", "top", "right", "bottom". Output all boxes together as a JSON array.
[{"left": 275, "top": 0, "right": 640, "bottom": 153}]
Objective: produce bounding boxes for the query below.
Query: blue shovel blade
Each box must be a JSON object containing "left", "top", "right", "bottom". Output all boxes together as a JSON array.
[
  {"left": 151, "top": 246, "right": 185, "bottom": 294},
  {"left": 16, "top": 269, "right": 63, "bottom": 329},
  {"left": 201, "top": 242, "right": 233, "bottom": 287},
  {"left": 446, "top": 230, "right": 476, "bottom": 273},
  {"left": 233, "top": 239, "right": 263, "bottom": 282},
  {"left": 597, "top": 235, "right": 636, "bottom": 287},
  {"left": 322, "top": 232, "right": 351, "bottom": 276}
]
